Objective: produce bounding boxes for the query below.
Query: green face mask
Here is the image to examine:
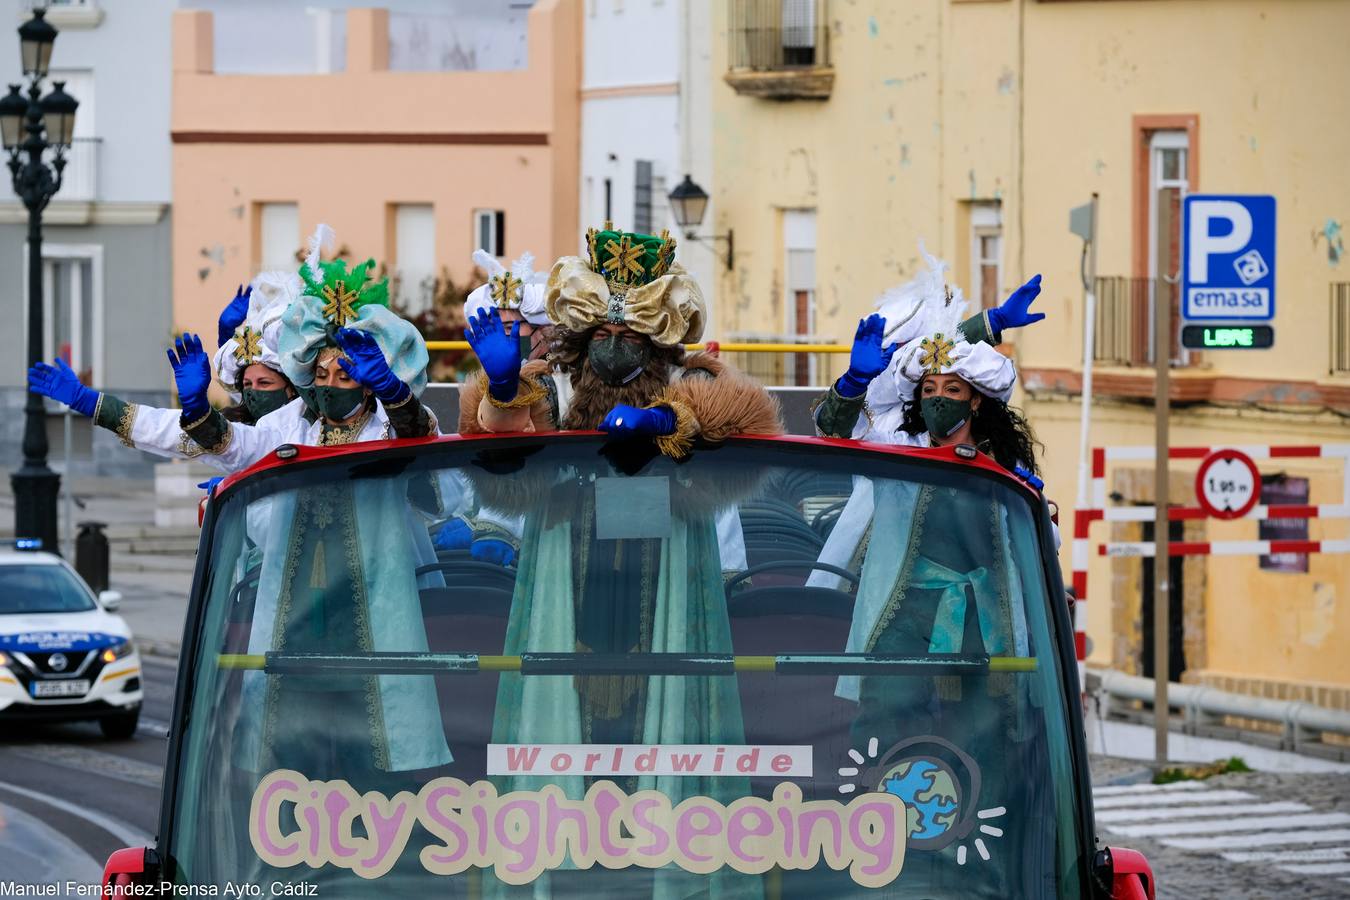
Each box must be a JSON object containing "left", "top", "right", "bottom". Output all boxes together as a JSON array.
[
  {"left": 588, "top": 334, "right": 652, "bottom": 386},
  {"left": 920, "top": 396, "right": 973, "bottom": 440},
  {"left": 241, "top": 387, "right": 291, "bottom": 421},
  {"left": 296, "top": 385, "right": 319, "bottom": 422},
  {"left": 314, "top": 385, "right": 368, "bottom": 422}
]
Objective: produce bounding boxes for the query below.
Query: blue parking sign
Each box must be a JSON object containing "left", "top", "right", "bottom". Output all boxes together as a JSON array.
[{"left": 1182, "top": 194, "right": 1276, "bottom": 321}]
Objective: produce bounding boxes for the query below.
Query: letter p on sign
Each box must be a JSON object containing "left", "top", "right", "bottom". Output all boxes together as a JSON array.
[{"left": 1187, "top": 200, "right": 1252, "bottom": 283}]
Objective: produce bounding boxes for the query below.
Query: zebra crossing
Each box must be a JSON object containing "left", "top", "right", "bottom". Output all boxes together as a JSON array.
[{"left": 1093, "top": 780, "right": 1350, "bottom": 889}]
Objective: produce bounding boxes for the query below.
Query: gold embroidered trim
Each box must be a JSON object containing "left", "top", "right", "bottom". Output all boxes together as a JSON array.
[
  {"left": 865, "top": 484, "right": 935, "bottom": 652},
  {"left": 196, "top": 422, "right": 233, "bottom": 456},
  {"left": 316, "top": 345, "right": 346, "bottom": 367},
  {"left": 648, "top": 394, "right": 699, "bottom": 459},
  {"left": 115, "top": 402, "right": 140, "bottom": 449},
  {"left": 181, "top": 408, "right": 214, "bottom": 431},
  {"left": 174, "top": 431, "right": 207, "bottom": 459},
  {"left": 383, "top": 390, "right": 415, "bottom": 410},
  {"left": 319, "top": 409, "right": 373, "bottom": 446},
  {"left": 810, "top": 385, "right": 873, "bottom": 438},
  {"left": 480, "top": 373, "right": 547, "bottom": 411}
]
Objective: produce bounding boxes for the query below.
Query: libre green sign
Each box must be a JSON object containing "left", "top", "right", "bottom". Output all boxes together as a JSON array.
[{"left": 1179, "top": 324, "right": 1274, "bottom": 350}]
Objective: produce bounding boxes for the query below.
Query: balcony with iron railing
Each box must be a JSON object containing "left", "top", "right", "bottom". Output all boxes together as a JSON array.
[
  {"left": 725, "top": 0, "right": 833, "bottom": 100},
  {"left": 1332, "top": 283, "right": 1350, "bottom": 376},
  {"left": 1093, "top": 276, "right": 1188, "bottom": 368}
]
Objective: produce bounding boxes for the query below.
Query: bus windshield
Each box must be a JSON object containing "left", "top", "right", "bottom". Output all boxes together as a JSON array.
[{"left": 169, "top": 435, "right": 1084, "bottom": 898}]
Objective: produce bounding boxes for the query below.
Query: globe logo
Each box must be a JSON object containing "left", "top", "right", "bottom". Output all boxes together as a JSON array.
[{"left": 879, "top": 756, "right": 961, "bottom": 845}]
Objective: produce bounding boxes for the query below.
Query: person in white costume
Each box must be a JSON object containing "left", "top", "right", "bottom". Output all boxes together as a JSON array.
[
  {"left": 212, "top": 272, "right": 304, "bottom": 424},
  {"left": 807, "top": 248, "right": 1050, "bottom": 593}
]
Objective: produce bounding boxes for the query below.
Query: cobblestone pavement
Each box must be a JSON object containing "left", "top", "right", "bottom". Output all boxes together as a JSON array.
[{"left": 1091, "top": 757, "right": 1350, "bottom": 899}]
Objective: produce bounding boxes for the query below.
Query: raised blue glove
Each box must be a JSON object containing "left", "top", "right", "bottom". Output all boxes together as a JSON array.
[
  {"left": 166, "top": 333, "right": 212, "bottom": 422},
  {"left": 465, "top": 308, "right": 522, "bottom": 403},
  {"left": 470, "top": 538, "right": 516, "bottom": 567},
  {"left": 217, "top": 284, "right": 251, "bottom": 348},
  {"left": 599, "top": 404, "right": 676, "bottom": 438},
  {"left": 432, "top": 517, "right": 473, "bottom": 551},
  {"left": 335, "top": 327, "right": 409, "bottom": 404},
  {"left": 197, "top": 477, "right": 224, "bottom": 495},
  {"left": 987, "top": 274, "right": 1044, "bottom": 337},
  {"left": 836, "top": 313, "right": 898, "bottom": 399},
  {"left": 28, "top": 358, "right": 98, "bottom": 417}
]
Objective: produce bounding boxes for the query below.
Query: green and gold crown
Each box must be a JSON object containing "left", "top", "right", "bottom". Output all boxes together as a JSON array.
[
  {"left": 297, "top": 257, "right": 390, "bottom": 330},
  {"left": 584, "top": 221, "right": 678, "bottom": 290}
]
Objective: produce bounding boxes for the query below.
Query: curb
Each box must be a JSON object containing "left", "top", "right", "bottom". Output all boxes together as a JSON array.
[
  {"left": 1098, "top": 767, "right": 1155, "bottom": 787},
  {"left": 137, "top": 638, "right": 180, "bottom": 662}
]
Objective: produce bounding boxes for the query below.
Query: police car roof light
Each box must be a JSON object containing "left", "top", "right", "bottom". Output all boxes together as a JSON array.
[{"left": 10, "top": 537, "right": 42, "bottom": 550}]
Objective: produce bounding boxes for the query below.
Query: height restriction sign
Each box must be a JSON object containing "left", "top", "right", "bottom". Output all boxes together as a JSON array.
[{"left": 1195, "top": 449, "right": 1261, "bottom": 519}]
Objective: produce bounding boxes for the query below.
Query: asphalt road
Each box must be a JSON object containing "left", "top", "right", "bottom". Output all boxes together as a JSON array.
[{"left": 0, "top": 654, "right": 176, "bottom": 885}]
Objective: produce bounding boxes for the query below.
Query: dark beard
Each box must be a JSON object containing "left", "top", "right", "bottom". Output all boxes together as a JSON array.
[{"left": 562, "top": 358, "right": 672, "bottom": 430}]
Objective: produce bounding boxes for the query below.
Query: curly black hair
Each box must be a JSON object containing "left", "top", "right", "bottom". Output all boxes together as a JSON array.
[{"left": 899, "top": 393, "right": 1043, "bottom": 476}]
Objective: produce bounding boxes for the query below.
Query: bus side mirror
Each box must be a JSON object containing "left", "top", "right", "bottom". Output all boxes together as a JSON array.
[
  {"left": 102, "top": 846, "right": 159, "bottom": 897},
  {"left": 1095, "top": 846, "right": 1155, "bottom": 900}
]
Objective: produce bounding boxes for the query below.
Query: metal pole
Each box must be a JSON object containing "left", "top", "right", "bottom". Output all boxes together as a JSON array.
[
  {"left": 12, "top": 196, "right": 61, "bottom": 551},
  {"left": 1153, "top": 277, "right": 1171, "bottom": 768},
  {"left": 63, "top": 408, "right": 73, "bottom": 556},
  {"left": 1074, "top": 194, "right": 1100, "bottom": 512}
]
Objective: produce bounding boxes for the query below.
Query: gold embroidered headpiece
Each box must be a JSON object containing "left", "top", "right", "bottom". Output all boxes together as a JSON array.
[
  {"left": 918, "top": 333, "right": 957, "bottom": 374},
  {"left": 232, "top": 325, "right": 263, "bottom": 365},
  {"left": 547, "top": 223, "right": 705, "bottom": 347}
]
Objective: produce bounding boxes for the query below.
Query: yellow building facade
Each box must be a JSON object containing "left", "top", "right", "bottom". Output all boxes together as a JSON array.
[{"left": 711, "top": 0, "right": 1350, "bottom": 704}]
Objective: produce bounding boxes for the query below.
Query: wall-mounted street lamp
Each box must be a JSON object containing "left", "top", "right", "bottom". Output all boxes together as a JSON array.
[
  {"left": 2, "top": 8, "right": 79, "bottom": 552},
  {"left": 668, "top": 174, "right": 733, "bottom": 271}
]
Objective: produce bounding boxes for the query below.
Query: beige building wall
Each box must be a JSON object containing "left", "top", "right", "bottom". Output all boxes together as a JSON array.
[
  {"left": 712, "top": 0, "right": 1350, "bottom": 696},
  {"left": 170, "top": 1, "right": 581, "bottom": 345}
]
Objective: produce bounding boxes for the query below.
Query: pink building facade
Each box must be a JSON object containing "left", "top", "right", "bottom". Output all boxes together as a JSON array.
[{"left": 170, "top": 1, "right": 580, "bottom": 341}]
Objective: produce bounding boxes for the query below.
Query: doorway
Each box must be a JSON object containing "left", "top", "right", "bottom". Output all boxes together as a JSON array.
[{"left": 1139, "top": 518, "right": 1186, "bottom": 682}]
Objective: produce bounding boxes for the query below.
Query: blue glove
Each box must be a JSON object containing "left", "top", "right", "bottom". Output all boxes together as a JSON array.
[
  {"left": 987, "top": 274, "right": 1044, "bottom": 337},
  {"left": 599, "top": 404, "right": 676, "bottom": 438},
  {"left": 27, "top": 358, "right": 98, "bottom": 417},
  {"left": 432, "top": 517, "right": 473, "bottom": 551},
  {"left": 335, "top": 327, "right": 409, "bottom": 404},
  {"left": 1012, "top": 465, "right": 1045, "bottom": 492},
  {"left": 197, "top": 477, "right": 224, "bottom": 495},
  {"left": 470, "top": 538, "right": 516, "bottom": 567},
  {"left": 166, "top": 333, "right": 212, "bottom": 422},
  {"left": 836, "top": 313, "right": 898, "bottom": 398},
  {"left": 465, "top": 308, "right": 522, "bottom": 403},
  {"left": 217, "top": 284, "right": 251, "bottom": 348}
]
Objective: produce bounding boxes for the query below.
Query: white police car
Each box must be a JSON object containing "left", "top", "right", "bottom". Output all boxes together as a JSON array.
[{"left": 0, "top": 542, "right": 142, "bottom": 738}]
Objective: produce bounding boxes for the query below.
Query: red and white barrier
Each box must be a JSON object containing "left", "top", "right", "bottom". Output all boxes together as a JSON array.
[{"left": 1071, "top": 444, "right": 1350, "bottom": 686}]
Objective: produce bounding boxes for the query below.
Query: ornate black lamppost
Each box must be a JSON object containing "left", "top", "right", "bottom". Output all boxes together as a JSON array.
[
  {"left": 0, "top": 8, "right": 78, "bottom": 550},
  {"left": 667, "top": 175, "right": 733, "bottom": 271}
]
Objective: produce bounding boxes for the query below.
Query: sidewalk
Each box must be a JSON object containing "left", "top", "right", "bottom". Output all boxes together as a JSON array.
[{"left": 0, "top": 471, "right": 197, "bottom": 659}]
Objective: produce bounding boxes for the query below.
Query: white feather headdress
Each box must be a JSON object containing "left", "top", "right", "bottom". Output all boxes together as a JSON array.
[{"left": 466, "top": 249, "right": 551, "bottom": 325}]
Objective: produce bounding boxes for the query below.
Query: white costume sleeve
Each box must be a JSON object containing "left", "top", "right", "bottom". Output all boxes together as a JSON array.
[{"left": 117, "top": 398, "right": 310, "bottom": 474}]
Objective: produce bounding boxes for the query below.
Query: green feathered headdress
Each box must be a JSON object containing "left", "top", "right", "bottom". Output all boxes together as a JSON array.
[
  {"left": 278, "top": 224, "right": 428, "bottom": 395},
  {"left": 296, "top": 224, "right": 390, "bottom": 330}
]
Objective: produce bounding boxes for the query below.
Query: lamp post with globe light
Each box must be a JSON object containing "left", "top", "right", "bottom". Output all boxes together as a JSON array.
[{"left": 0, "top": 8, "right": 79, "bottom": 551}]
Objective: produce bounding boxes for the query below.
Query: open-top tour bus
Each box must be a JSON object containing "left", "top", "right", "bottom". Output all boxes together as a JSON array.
[{"left": 103, "top": 432, "right": 1154, "bottom": 898}]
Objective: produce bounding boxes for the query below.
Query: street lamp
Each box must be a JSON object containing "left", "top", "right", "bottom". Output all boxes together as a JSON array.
[
  {"left": 5, "top": 8, "right": 77, "bottom": 552},
  {"left": 667, "top": 174, "right": 733, "bottom": 271}
]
